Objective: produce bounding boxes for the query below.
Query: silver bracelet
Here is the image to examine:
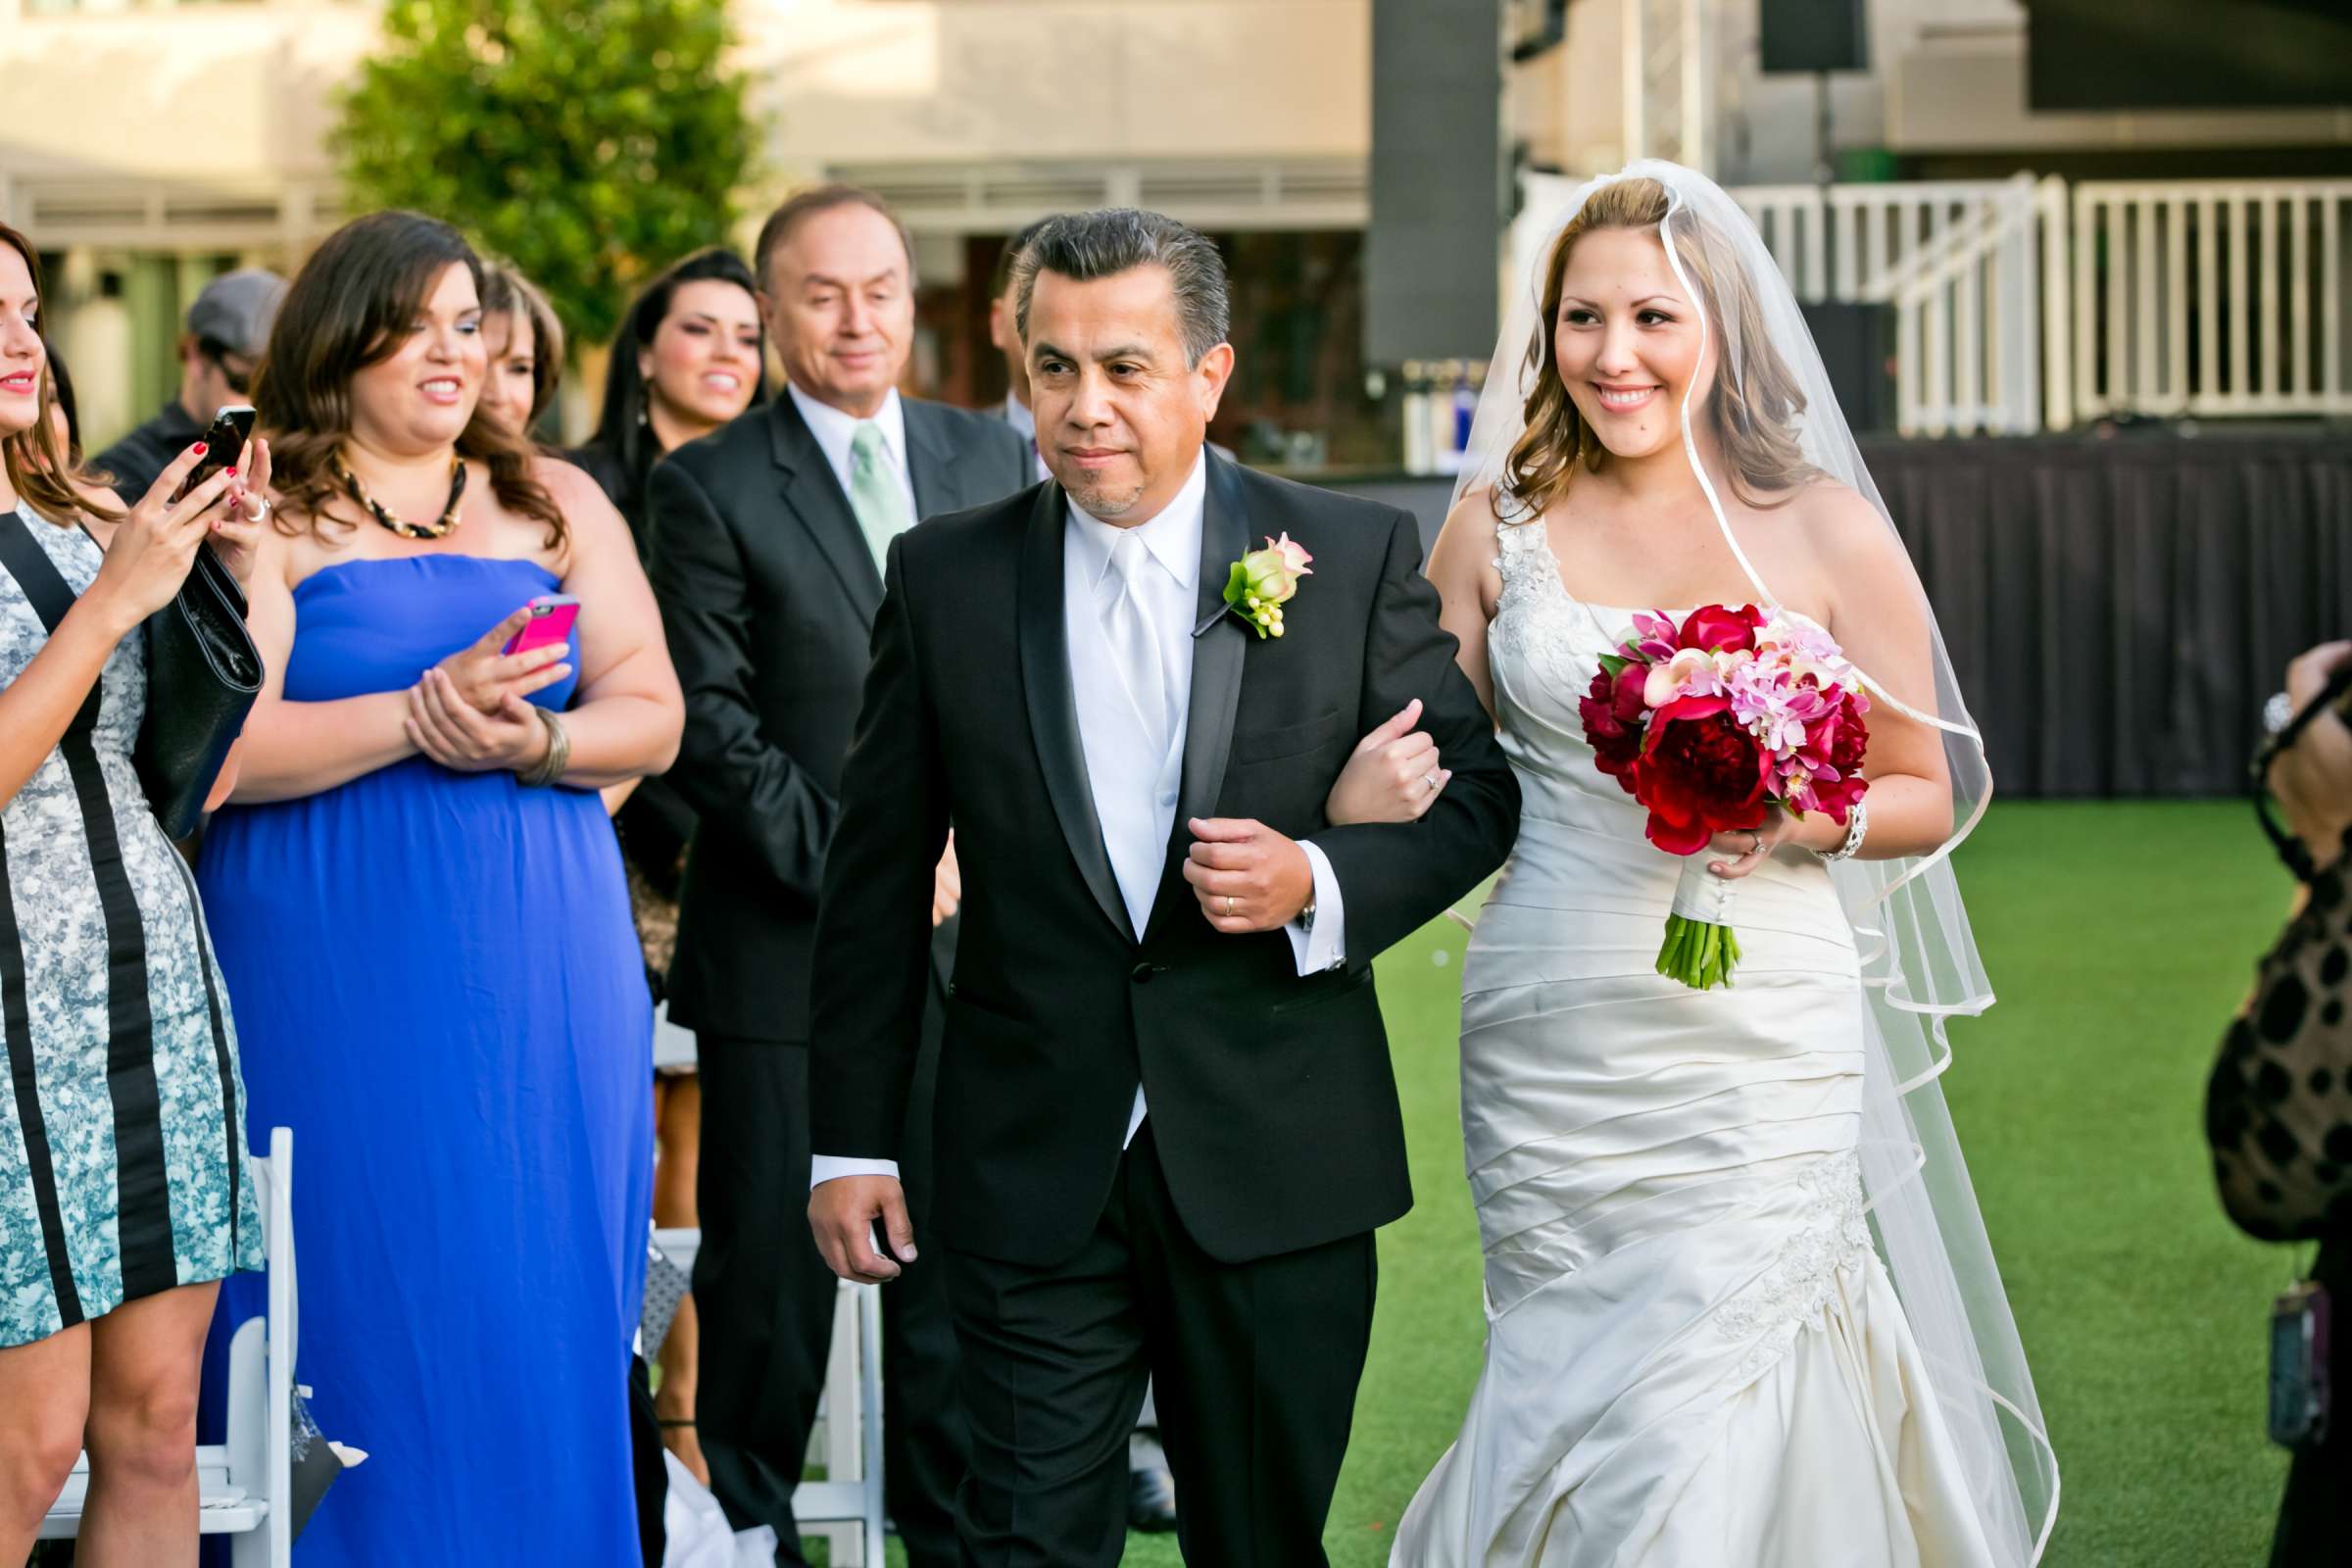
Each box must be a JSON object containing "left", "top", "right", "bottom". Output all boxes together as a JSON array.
[
  {"left": 2264, "top": 690, "right": 2296, "bottom": 735},
  {"left": 514, "top": 706, "right": 570, "bottom": 788},
  {"left": 1820, "top": 800, "right": 1868, "bottom": 863}
]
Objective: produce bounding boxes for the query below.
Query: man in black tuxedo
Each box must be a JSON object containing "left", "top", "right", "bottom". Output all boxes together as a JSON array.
[
  {"left": 648, "top": 184, "right": 1030, "bottom": 1567},
  {"left": 807, "top": 210, "right": 1519, "bottom": 1566},
  {"left": 987, "top": 215, "right": 1184, "bottom": 1537}
]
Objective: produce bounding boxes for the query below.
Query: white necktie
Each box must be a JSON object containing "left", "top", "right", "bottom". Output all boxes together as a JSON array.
[{"left": 1098, "top": 530, "right": 1169, "bottom": 766}]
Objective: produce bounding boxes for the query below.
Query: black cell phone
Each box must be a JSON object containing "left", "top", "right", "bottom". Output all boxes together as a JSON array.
[{"left": 169, "top": 404, "right": 257, "bottom": 503}]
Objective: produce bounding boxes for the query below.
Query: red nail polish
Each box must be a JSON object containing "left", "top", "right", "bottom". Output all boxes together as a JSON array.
[
  {"left": 224, "top": 467, "right": 238, "bottom": 478},
  {"left": 191, "top": 443, "right": 208, "bottom": 456}
]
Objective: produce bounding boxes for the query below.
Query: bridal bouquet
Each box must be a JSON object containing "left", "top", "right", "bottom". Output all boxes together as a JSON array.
[{"left": 1578, "top": 604, "right": 1871, "bottom": 990}]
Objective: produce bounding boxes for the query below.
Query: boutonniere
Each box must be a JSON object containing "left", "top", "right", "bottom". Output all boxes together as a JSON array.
[{"left": 1206, "top": 533, "right": 1313, "bottom": 640}]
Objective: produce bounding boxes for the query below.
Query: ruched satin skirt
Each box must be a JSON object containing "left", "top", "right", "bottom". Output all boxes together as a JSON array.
[{"left": 1391, "top": 825, "right": 1998, "bottom": 1567}]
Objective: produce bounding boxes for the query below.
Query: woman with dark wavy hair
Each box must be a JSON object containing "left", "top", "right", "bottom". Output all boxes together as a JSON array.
[
  {"left": 192, "top": 209, "right": 682, "bottom": 1564},
  {"left": 0, "top": 220, "right": 270, "bottom": 1567},
  {"left": 569, "top": 245, "right": 765, "bottom": 545}
]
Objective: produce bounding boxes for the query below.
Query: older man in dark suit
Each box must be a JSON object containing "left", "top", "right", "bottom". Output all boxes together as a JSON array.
[
  {"left": 808, "top": 208, "right": 1518, "bottom": 1567},
  {"left": 648, "top": 184, "right": 1029, "bottom": 1567}
]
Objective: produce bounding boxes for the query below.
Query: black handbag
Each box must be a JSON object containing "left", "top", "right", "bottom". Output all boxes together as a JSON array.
[{"left": 132, "top": 541, "right": 263, "bottom": 840}]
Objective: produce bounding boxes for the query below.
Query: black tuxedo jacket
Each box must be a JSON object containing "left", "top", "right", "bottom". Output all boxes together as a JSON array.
[
  {"left": 809, "top": 457, "right": 1520, "bottom": 1267},
  {"left": 648, "top": 393, "right": 1031, "bottom": 1041}
]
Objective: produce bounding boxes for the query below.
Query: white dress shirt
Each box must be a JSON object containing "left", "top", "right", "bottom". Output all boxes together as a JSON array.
[
  {"left": 790, "top": 381, "right": 919, "bottom": 533},
  {"left": 810, "top": 451, "right": 1347, "bottom": 1190},
  {"left": 1003, "top": 393, "right": 1052, "bottom": 483}
]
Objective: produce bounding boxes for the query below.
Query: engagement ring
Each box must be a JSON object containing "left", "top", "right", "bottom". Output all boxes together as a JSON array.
[{"left": 1224, "top": 895, "right": 1235, "bottom": 916}]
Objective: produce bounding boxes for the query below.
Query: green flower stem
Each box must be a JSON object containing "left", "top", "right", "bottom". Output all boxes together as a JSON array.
[{"left": 1656, "top": 913, "right": 1741, "bottom": 991}]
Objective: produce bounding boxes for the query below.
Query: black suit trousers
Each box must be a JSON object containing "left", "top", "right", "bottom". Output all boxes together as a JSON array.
[
  {"left": 945, "top": 1123, "right": 1376, "bottom": 1568},
  {"left": 695, "top": 1018, "right": 962, "bottom": 1568}
]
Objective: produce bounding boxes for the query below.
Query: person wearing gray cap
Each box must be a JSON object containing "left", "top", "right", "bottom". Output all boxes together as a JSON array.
[{"left": 93, "top": 267, "right": 286, "bottom": 501}]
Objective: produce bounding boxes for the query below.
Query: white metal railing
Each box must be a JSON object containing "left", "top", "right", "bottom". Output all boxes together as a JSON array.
[
  {"left": 2067, "top": 179, "right": 2352, "bottom": 421},
  {"left": 1728, "top": 177, "right": 2053, "bottom": 436},
  {"left": 1727, "top": 173, "right": 2352, "bottom": 433}
]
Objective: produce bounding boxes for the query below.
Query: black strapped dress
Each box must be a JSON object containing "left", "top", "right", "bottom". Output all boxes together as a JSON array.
[{"left": 0, "top": 500, "right": 260, "bottom": 1347}]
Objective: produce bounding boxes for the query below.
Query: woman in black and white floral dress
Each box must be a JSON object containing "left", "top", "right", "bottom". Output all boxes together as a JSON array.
[{"left": 0, "top": 225, "right": 268, "bottom": 1563}]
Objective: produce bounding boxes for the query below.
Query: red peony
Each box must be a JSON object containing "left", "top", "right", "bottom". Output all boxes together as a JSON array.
[
  {"left": 1803, "top": 692, "right": 1871, "bottom": 823},
  {"left": 1634, "top": 697, "right": 1769, "bottom": 855},
  {"left": 1578, "top": 663, "right": 1648, "bottom": 794},
  {"left": 1676, "top": 603, "right": 1767, "bottom": 655}
]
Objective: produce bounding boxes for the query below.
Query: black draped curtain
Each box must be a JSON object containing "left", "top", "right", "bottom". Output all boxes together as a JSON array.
[
  {"left": 1327, "top": 431, "right": 2349, "bottom": 797},
  {"left": 1866, "top": 432, "right": 2352, "bottom": 797}
]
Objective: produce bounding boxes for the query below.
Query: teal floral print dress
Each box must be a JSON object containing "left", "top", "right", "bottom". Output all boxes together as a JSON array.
[{"left": 0, "top": 501, "right": 261, "bottom": 1347}]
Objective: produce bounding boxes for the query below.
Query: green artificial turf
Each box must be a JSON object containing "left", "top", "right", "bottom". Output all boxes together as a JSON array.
[{"left": 851, "top": 800, "right": 2294, "bottom": 1567}]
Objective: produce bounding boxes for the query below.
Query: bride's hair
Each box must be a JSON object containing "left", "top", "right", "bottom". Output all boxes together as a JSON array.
[{"left": 1496, "top": 176, "right": 1818, "bottom": 524}]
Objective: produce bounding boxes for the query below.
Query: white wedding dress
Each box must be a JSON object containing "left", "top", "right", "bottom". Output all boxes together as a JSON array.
[{"left": 1390, "top": 515, "right": 2000, "bottom": 1568}]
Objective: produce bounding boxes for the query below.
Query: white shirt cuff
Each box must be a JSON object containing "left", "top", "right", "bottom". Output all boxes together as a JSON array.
[
  {"left": 810, "top": 1155, "right": 900, "bottom": 1191},
  {"left": 1286, "top": 840, "right": 1347, "bottom": 976}
]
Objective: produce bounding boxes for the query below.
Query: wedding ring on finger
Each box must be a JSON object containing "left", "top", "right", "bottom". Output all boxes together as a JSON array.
[
  {"left": 240, "top": 492, "right": 271, "bottom": 524},
  {"left": 1224, "top": 895, "right": 1236, "bottom": 916},
  {"left": 1423, "top": 771, "right": 1442, "bottom": 794},
  {"left": 1747, "top": 830, "right": 1765, "bottom": 857}
]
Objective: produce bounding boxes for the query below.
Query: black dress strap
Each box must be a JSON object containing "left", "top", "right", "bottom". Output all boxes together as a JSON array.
[{"left": 0, "top": 507, "right": 100, "bottom": 736}]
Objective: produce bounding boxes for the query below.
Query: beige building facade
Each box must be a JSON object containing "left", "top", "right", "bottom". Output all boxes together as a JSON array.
[
  {"left": 0, "top": 0, "right": 1373, "bottom": 447},
  {"left": 7, "top": 0, "right": 2344, "bottom": 449}
]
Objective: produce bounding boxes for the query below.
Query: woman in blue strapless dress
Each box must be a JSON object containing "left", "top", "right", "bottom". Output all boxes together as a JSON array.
[{"left": 196, "top": 212, "right": 683, "bottom": 1562}]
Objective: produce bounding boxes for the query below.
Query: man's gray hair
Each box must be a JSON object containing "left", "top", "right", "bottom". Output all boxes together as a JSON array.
[{"left": 1013, "top": 209, "right": 1230, "bottom": 368}]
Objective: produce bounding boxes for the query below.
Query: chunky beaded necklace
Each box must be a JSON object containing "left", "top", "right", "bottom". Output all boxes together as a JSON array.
[{"left": 332, "top": 455, "right": 466, "bottom": 540}]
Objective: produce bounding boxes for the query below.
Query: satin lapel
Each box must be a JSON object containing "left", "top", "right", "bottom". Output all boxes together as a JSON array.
[
  {"left": 1017, "top": 484, "right": 1135, "bottom": 943},
  {"left": 767, "top": 397, "right": 883, "bottom": 629},
  {"left": 1173, "top": 456, "right": 1248, "bottom": 842}
]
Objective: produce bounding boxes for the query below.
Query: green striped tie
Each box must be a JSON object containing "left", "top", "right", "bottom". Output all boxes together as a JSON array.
[{"left": 848, "top": 421, "right": 914, "bottom": 574}]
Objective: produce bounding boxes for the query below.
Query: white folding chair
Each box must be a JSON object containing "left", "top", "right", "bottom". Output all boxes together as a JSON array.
[
  {"left": 40, "top": 1125, "right": 297, "bottom": 1567},
  {"left": 649, "top": 1227, "right": 887, "bottom": 1566}
]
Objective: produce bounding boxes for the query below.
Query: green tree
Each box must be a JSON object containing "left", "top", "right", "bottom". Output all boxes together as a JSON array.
[{"left": 335, "top": 0, "right": 756, "bottom": 357}]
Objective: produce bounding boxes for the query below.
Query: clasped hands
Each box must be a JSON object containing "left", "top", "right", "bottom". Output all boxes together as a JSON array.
[
  {"left": 1187, "top": 697, "right": 1454, "bottom": 932},
  {"left": 403, "top": 606, "right": 570, "bottom": 774}
]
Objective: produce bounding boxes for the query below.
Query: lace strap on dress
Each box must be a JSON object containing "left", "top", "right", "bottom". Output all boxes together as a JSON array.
[
  {"left": 1493, "top": 514, "right": 1548, "bottom": 581},
  {"left": 1492, "top": 513, "right": 1555, "bottom": 629}
]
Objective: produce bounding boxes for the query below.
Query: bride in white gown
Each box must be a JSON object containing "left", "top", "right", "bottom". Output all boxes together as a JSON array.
[{"left": 1379, "top": 166, "right": 2059, "bottom": 1567}]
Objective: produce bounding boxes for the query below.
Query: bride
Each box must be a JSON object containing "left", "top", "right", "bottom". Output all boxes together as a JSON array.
[{"left": 1356, "top": 165, "right": 2059, "bottom": 1565}]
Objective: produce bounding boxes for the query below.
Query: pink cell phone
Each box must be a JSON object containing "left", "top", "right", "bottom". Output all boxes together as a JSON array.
[{"left": 503, "top": 595, "right": 580, "bottom": 657}]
